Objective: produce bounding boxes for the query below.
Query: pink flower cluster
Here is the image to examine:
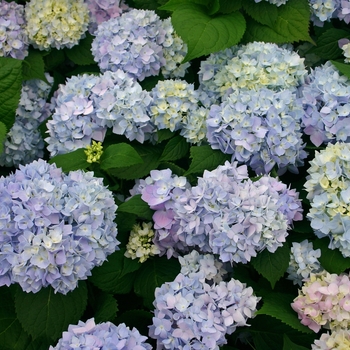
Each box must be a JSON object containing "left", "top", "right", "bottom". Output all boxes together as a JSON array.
[{"left": 291, "top": 271, "right": 350, "bottom": 333}]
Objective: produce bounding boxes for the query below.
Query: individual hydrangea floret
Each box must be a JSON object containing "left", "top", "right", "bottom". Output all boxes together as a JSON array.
[
  {"left": 25, "top": 0, "right": 89, "bottom": 50},
  {"left": 50, "top": 318, "right": 152, "bottom": 349},
  {"left": 0, "top": 75, "right": 53, "bottom": 167},
  {"left": 207, "top": 87, "right": 307, "bottom": 175},
  {"left": 86, "top": 0, "right": 129, "bottom": 34},
  {"left": 287, "top": 240, "right": 323, "bottom": 286},
  {"left": 149, "top": 79, "right": 208, "bottom": 144},
  {"left": 198, "top": 42, "right": 306, "bottom": 104},
  {"left": 312, "top": 329, "right": 350, "bottom": 349},
  {"left": 0, "top": 0, "right": 28, "bottom": 59},
  {"left": 339, "top": 38, "right": 350, "bottom": 63},
  {"left": 0, "top": 159, "right": 119, "bottom": 294},
  {"left": 304, "top": 142, "right": 350, "bottom": 258},
  {"left": 150, "top": 270, "right": 260, "bottom": 350},
  {"left": 299, "top": 61, "right": 350, "bottom": 146},
  {"left": 254, "top": 0, "right": 289, "bottom": 5},
  {"left": 291, "top": 271, "right": 350, "bottom": 332},
  {"left": 125, "top": 222, "right": 160, "bottom": 263}
]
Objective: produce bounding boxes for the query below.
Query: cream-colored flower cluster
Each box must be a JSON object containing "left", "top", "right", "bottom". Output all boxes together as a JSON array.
[
  {"left": 312, "top": 329, "right": 350, "bottom": 350},
  {"left": 25, "top": 0, "right": 89, "bottom": 50},
  {"left": 125, "top": 222, "right": 160, "bottom": 263},
  {"left": 341, "top": 42, "right": 350, "bottom": 63}
]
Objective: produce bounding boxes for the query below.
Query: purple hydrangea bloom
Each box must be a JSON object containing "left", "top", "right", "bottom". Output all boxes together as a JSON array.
[
  {"left": 299, "top": 61, "right": 350, "bottom": 147},
  {"left": 50, "top": 318, "right": 151, "bottom": 349},
  {"left": 207, "top": 88, "right": 307, "bottom": 175},
  {"left": 338, "top": 0, "right": 350, "bottom": 23},
  {"left": 0, "top": 159, "right": 119, "bottom": 294},
  {"left": 0, "top": 75, "right": 53, "bottom": 167},
  {"left": 150, "top": 266, "right": 260, "bottom": 350},
  {"left": 0, "top": 0, "right": 28, "bottom": 59}
]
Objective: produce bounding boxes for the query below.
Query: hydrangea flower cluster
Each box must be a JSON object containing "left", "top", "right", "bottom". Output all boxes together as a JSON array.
[
  {"left": 24, "top": 0, "right": 89, "bottom": 50},
  {"left": 312, "top": 329, "right": 350, "bottom": 350},
  {"left": 338, "top": 0, "right": 350, "bottom": 23},
  {"left": 86, "top": 0, "right": 129, "bottom": 34},
  {"left": 198, "top": 42, "right": 306, "bottom": 104},
  {"left": 299, "top": 61, "right": 350, "bottom": 146},
  {"left": 254, "top": 0, "right": 289, "bottom": 5},
  {"left": 50, "top": 318, "right": 151, "bottom": 349},
  {"left": 304, "top": 142, "right": 350, "bottom": 257},
  {"left": 207, "top": 87, "right": 307, "bottom": 175},
  {"left": 125, "top": 222, "right": 160, "bottom": 263},
  {"left": 291, "top": 271, "right": 350, "bottom": 332},
  {"left": 339, "top": 38, "right": 350, "bottom": 63},
  {"left": 92, "top": 9, "right": 189, "bottom": 81},
  {"left": 149, "top": 79, "right": 208, "bottom": 144},
  {"left": 309, "top": 0, "right": 341, "bottom": 26},
  {"left": 150, "top": 260, "right": 260, "bottom": 350},
  {"left": 0, "top": 159, "right": 119, "bottom": 294},
  {"left": 0, "top": 0, "right": 28, "bottom": 59},
  {"left": 287, "top": 240, "right": 323, "bottom": 286},
  {"left": 0, "top": 75, "right": 53, "bottom": 168},
  {"left": 46, "top": 70, "right": 152, "bottom": 156}
]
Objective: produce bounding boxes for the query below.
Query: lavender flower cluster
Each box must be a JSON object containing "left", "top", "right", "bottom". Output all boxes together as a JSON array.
[
  {"left": 304, "top": 142, "right": 350, "bottom": 258},
  {"left": 0, "top": 0, "right": 28, "bottom": 59},
  {"left": 0, "top": 159, "right": 119, "bottom": 294},
  {"left": 135, "top": 162, "right": 303, "bottom": 263},
  {"left": 207, "top": 88, "right": 307, "bottom": 175},
  {"left": 299, "top": 61, "right": 350, "bottom": 146},
  {"left": 150, "top": 252, "right": 260, "bottom": 350},
  {"left": 198, "top": 41, "right": 306, "bottom": 104},
  {"left": 50, "top": 318, "right": 151, "bottom": 349},
  {"left": 0, "top": 75, "right": 53, "bottom": 168},
  {"left": 46, "top": 69, "right": 152, "bottom": 156},
  {"left": 310, "top": 0, "right": 350, "bottom": 26},
  {"left": 91, "top": 9, "right": 189, "bottom": 81}
]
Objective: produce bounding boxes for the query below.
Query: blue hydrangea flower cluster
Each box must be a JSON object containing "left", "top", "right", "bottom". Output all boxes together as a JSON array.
[
  {"left": 339, "top": 38, "right": 350, "bottom": 63},
  {"left": 304, "top": 142, "right": 350, "bottom": 258},
  {"left": 0, "top": 75, "right": 53, "bottom": 167},
  {"left": 149, "top": 261, "right": 260, "bottom": 350},
  {"left": 86, "top": 0, "right": 129, "bottom": 34},
  {"left": 46, "top": 70, "right": 152, "bottom": 156},
  {"left": 287, "top": 239, "right": 323, "bottom": 286},
  {"left": 50, "top": 318, "right": 151, "bottom": 349},
  {"left": 149, "top": 79, "right": 208, "bottom": 144},
  {"left": 299, "top": 61, "right": 350, "bottom": 147},
  {"left": 254, "top": 0, "right": 289, "bottom": 5},
  {"left": 137, "top": 162, "right": 303, "bottom": 263},
  {"left": 198, "top": 41, "right": 307, "bottom": 104},
  {"left": 207, "top": 88, "right": 307, "bottom": 175},
  {"left": 309, "top": 0, "right": 350, "bottom": 26},
  {"left": 338, "top": 0, "right": 350, "bottom": 23},
  {"left": 0, "top": 0, "right": 28, "bottom": 59},
  {"left": 0, "top": 159, "right": 119, "bottom": 294},
  {"left": 92, "top": 9, "right": 189, "bottom": 81}
]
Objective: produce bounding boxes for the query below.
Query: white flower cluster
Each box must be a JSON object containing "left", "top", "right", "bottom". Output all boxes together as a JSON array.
[
  {"left": 125, "top": 222, "right": 160, "bottom": 263},
  {"left": 312, "top": 329, "right": 350, "bottom": 350},
  {"left": 25, "top": 0, "right": 89, "bottom": 50}
]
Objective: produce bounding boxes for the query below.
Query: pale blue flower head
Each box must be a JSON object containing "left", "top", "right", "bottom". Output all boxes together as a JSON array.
[
  {"left": 0, "top": 159, "right": 119, "bottom": 294},
  {"left": 338, "top": 0, "right": 350, "bottom": 23},
  {"left": 309, "top": 0, "right": 341, "bottom": 26},
  {"left": 0, "top": 0, "right": 28, "bottom": 59},
  {"left": 50, "top": 318, "right": 151, "bottom": 349}
]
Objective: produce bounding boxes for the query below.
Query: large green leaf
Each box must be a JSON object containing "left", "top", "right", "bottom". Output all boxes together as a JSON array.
[
  {"left": 283, "top": 334, "right": 309, "bottom": 350},
  {"left": 117, "top": 194, "right": 154, "bottom": 221},
  {"left": 243, "top": 0, "right": 278, "bottom": 28},
  {"left": 22, "top": 49, "right": 48, "bottom": 82},
  {"left": 170, "top": 3, "right": 246, "bottom": 62},
  {"left": 49, "top": 148, "right": 90, "bottom": 172},
  {"left": 160, "top": 135, "right": 189, "bottom": 162},
  {"left": 15, "top": 282, "right": 87, "bottom": 341},
  {"left": 331, "top": 60, "right": 350, "bottom": 80},
  {"left": 65, "top": 33, "right": 95, "bottom": 66},
  {"left": 0, "top": 121, "right": 7, "bottom": 155},
  {"left": 0, "top": 57, "right": 22, "bottom": 130},
  {"left": 251, "top": 242, "right": 290, "bottom": 288},
  {"left": 90, "top": 291, "right": 118, "bottom": 323}
]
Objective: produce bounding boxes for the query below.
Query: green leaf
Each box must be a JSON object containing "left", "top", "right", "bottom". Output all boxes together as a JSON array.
[
  {"left": 156, "top": 129, "right": 175, "bottom": 143},
  {"left": 0, "top": 57, "right": 22, "bottom": 130},
  {"left": 313, "top": 237, "right": 350, "bottom": 274},
  {"left": 243, "top": 0, "right": 278, "bottom": 27},
  {"left": 0, "top": 121, "right": 7, "bottom": 155},
  {"left": 309, "top": 28, "right": 350, "bottom": 59},
  {"left": 251, "top": 242, "right": 290, "bottom": 288},
  {"left": 42, "top": 49, "right": 66, "bottom": 71},
  {"left": 256, "top": 292, "right": 313, "bottom": 333},
  {"left": 283, "top": 334, "right": 309, "bottom": 350},
  {"left": 134, "top": 256, "right": 180, "bottom": 308},
  {"left": 49, "top": 148, "right": 90, "bottom": 172},
  {"left": 117, "top": 194, "right": 154, "bottom": 221},
  {"left": 64, "top": 33, "right": 96, "bottom": 66},
  {"left": 90, "top": 248, "right": 141, "bottom": 294},
  {"left": 219, "top": 0, "right": 242, "bottom": 13},
  {"left": 160, "top": 135, "right": 189, "bottom": 162},
  {"left": 159, "top": 161, "right": 186, "bottom": 176},
  {"left": 184, "top": 145, "right": 231, "bottom": 176},
  {"left": 244, "top": 0, "right": 313, "bottom": 44},
  {"left": 171, "top": 3, "right": 246, "bottom": 62},
  {"left": 22, "top": 49, "right": 48, "bottom": 82},
  {"left": 92, "top": 292, "right": 118, "bottom": 323},
  {"left": 331, "top": 60, "right": 350, "bottom": 79},
  {"left": 100, "top": 143, "right": 143, "bottom": 170},
  {"left": 115, "top": 309, "right": 153, "bottom": 337},
  {"left": 15, "top": 282, "right": 88, "bottom": 341}
]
